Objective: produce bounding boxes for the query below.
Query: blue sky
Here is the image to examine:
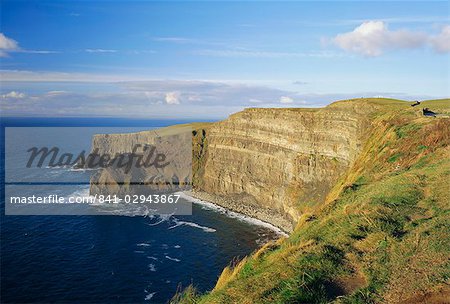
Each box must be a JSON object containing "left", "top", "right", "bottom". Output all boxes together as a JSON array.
[{"left": 0, "top": 1, "right": 449, "bottom": 118}]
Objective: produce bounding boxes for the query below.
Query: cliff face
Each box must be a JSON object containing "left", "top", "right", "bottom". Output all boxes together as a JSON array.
[
  {"left": 90, "top": 124, "right": 194, "bottom": 155},
  {"left": 89, "top": 125, "right": 194, "bottom": 198},
  {"left": 193, "top": 105, "right": 372, "bottom": 231},
  {"left": 90, "top": 101, "right": 376, "bottom": 232}
]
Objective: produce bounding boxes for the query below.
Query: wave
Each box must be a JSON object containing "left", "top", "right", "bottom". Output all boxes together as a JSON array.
[
  {"left": 68, "top": 167, "right": 98, "bottom": 172},
  {"left": 168, "top": 218, "right": 216, "bottom": 233},
  {"left": 165, "top": 255, "right": 181, "bottom": 262},
  {"left": 63, "top": 184, "right": 285, "bottom": 238},
  {"left": 146, "top": 214, "right": 173, "bottom": 225},
  {"left": 144, "top": 290, "right": 156, "bottom": 301},
  {"left": 148, "top": 263, "right": 157, "bottom": 272},
  {"left": 96, "top": 205, "right": 158, "bottom": 217},
  {"left": 45, "top": 165, "right": 71, "bottom": 169},
  {"left": 178, "top": 192, "right": 288, "bottom": 237},
  {"left": 137, "top": 243, "right": 151, "bottom": 247},
  {"left": 65, "top": 189, "right": 161, "bottom": 217},
  {"left": 67, "top": 187, "right": 91, "bottom": 198}
]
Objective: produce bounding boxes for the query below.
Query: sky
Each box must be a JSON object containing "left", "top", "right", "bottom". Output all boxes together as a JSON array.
[{"left": 0, "top": 0, "right": 449, "bottom": 119}]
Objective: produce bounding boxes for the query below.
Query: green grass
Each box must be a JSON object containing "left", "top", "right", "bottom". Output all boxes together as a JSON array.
[{"left": 394, "top": 123, "right": 422, "bottom": 139}]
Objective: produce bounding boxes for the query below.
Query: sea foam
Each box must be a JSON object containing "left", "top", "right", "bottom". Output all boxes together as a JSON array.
[
  {"left": 168, "top": 219, "right": 216, "bottom": 233},
  {"left": 177, "top": 192, "right": 288, "bottom": 237}
]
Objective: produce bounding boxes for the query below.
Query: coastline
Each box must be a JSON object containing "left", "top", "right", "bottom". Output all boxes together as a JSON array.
[{"left": 181, "top": 191, "right": 291, "bottom": 236}]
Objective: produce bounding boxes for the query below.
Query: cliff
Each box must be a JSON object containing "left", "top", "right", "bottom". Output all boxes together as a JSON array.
[
  {"left": 89, "top": 123, "right": 202, "bottom": 198},
  {"left": 173, "top": 98, "right": 450, "bottom": 304},
  {"left": 90, "top": 101, "right": 377, "bottom": 232},
  {"left": 193, "top": 104, "right": 374, "bottom": 231}
]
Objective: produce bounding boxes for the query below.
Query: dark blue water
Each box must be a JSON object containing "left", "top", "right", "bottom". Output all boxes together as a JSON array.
[{"left": 0, "top": 118, "right": 279, "bottom": 303}]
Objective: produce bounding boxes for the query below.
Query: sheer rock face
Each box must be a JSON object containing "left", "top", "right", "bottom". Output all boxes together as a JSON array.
[
  {"left": 194, "top": 106, "right": 371, "bottom": 231},
  {"left": 89, "top": 126, "right": 194, "bottom": 197},
  {"left": 90, "top": 103, "right": 373, "bottom": 232}
]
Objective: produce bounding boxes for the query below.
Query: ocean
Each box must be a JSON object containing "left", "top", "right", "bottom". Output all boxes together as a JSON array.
[{"left": 0, "top": 117, "right": 280, "bottom": 303}]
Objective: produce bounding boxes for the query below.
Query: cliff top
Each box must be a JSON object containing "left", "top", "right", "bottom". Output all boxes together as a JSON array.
[{"left": 241, "top": 98, "right": 450, "bottom": 114}]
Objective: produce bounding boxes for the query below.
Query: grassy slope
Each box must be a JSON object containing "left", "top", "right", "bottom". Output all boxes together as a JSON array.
[{"left": 173, "top": 98, "right": 450, "bottom": 304}]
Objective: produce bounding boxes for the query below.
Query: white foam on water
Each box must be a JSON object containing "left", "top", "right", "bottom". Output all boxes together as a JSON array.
[
  {"left": 174, "top": 245, "right": 181, "bottom": 249},
  {"left": 67, "top": 186, "right": 91, "bottom": 199},
  {"left": 68, "top": 167, "right": 98, "bottom": 172},
  {"left": 137, "top": 243, "right": 151, "bottom": 247},
  {"left": 144, "top": 290, "right": 156, "bottom": 301},
  {"left": 147, "top": 256, "right": 158, "bottom": 261},
  {"left": 64, "top": 175, "right": 286, "bottom": 238},
  {"left": 47, "top": 170, "right": 63, "bottom": 176},
  {"left": 148, "top": 263, "right": 157, "bottom": 272},
  {"left": 64, "top": 182, "right": 159, "bottom": 217},
  {"left": 165, "top": 255, "right": 181, "bottom": 262},
  {"left": 178, "top": 192, "right": 288, "bottom": 237},
  {"left": 168, "top": 218, "right": 216, "bottom": 233},
  {"left": 146, "top": 214, "right": 173, "bottom": 226},
  {"left": 45, "top": 165, "right": 71, "bottom": 169}
]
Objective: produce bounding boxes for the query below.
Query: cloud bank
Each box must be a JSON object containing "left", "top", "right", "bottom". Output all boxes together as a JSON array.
[
  {"left": 0, "top": 78, "right": 437, "bottom": 118},
  {"left": 332, "top": 21, "right": 450, "bottom": 56}
]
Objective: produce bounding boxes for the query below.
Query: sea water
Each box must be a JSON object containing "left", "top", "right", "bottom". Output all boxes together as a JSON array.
[{"left": 0, "top": 118, "right": 281, "bottom": 303}]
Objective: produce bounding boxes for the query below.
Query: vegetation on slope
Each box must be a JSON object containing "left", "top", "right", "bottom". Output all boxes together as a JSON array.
[{"left": 173, "top": 98, "right": 450, "bottom": 304}]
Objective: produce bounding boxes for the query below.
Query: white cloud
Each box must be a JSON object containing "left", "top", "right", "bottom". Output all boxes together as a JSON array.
[
  {"left": 0, "top": 33, "right": 58, "bottom": 56},
  {"left": 430, "top": 25, "right": 450, "bottom": 54},
  {"left": 0, "top": 33, "right": 19, "bottom": 57},
  {"left": 0, "top": 70, "right": 146, "bottom": 82},
  {"left": 46, "top": 90, "right": 69, "bottom": 96},
  {"left": 1, "top": 91, "right": 26, "bottom": 99},
  {"left": 333, "top": 21, "right": 427, "bottom": 56},
  {"left": 195, "top": 49, "right": 341, "bottom": 58},
  {"left": 279, "top": 96, "right": 294, "bottom": 104},
  {"left": 19, "top": 50, "right": 59, "bottom": 54},
  {"left": 153, "top": 37, "right": 196, "bottom": 43},
  {"left": 85, "top": 49, "right": 117, "bottom": 53},
  {"left": 293, "top": 81, "right": 308, "bottom": 85},
  {"left": 336, "top": 17, "right": 450, "bottom": 26},
  {"left": 165, "top": 92, "right": 180, "bottom": 105},
  {"left": 0, "top": 72, "right": 443, "bottom": 118},
  {"left": 0, "top": 33, "right": 59, "bottom": 57},
  {"left": 0, "top": 82, "right": 440, "bottom": 119},
  {"left": 0, "top": 33, "right": 18, "bottom": 49},
  {"left": 121, "top": 80, "right": 302, "bottom": 107}
]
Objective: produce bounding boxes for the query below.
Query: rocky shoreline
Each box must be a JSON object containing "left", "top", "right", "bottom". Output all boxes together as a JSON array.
[{"left": 185, "top": 190, "right": 294, "bottom": 234}]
